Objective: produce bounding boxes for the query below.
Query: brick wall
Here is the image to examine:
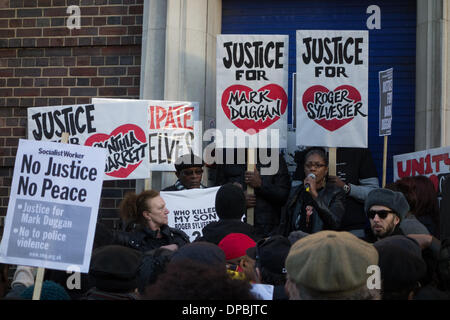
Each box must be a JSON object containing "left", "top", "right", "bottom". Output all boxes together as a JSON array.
[{"left": 0, "top": 0, "right": 143, "bottom": 228}]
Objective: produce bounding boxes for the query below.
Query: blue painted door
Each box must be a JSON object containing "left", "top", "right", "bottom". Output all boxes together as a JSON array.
[{"left": 221, "top": 0, "right": 416, "bottom": 184}]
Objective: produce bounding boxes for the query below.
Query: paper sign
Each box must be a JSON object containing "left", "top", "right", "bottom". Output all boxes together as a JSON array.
[
  {"left": 92, "top": 98, "right": 201, "bottom": 172},
  {"left": 216, "top": 34, "right": 289, "bottom": 148},
  {"left": 296, "top": 30, "right": 369, "bottom": 147},
  {"left": 379, "top": 68, "right": 393, "bottom": 136},
  {"left": 393, "top": 146, "right": 450, "bottom": 193},
  {"left": 161, "top": 187, "right": 219, "bottom": 242}
]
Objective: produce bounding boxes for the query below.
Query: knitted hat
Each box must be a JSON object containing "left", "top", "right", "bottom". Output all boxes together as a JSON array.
[
  {"left": 364, "top": 188, "right": 410, "bottom": 221},
  {"left": 215, "top": 183, "right": 246, "bottom": 220},
  {"left": 374, "top": 235, "right": 427, "bottom": 292},
  {"left": 218, "top": 233, "right": 256, "bottom": 261},
  {"left": 174, "top": 153, "right": 204, "bottom": 172},
  {"left": 20, "top": 280, "right": 71, "bottom": 300},
  {"left": 89, "top": 245, "right": 142, "bottom": 293},
  {"left": 171, "top": 242, "right": 226, "bottom": 266},
  {"left": 285, "top": 231, "right": 378, "bottom": 295},
  {"left": 246, "top": 235, "right": 291, "bottom": 274}
]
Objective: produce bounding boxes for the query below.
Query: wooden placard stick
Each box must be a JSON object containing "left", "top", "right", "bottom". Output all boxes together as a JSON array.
[
  {"left": 145, "top": 175, "right": 151, "bottom": 191},
  {"left": 382, "top": 136, "right": 388, "bottom": 187},
  {"left": 246, "top": 148, "right": 256, "bottom": 225},
  {"left": 328, "top": 147, "right": 337, "bottom": 176},
  {"left": 32, "top": 267, "right": 45, "bottom": 300},
  {"left": 33, "top": 132, "right": 70, "bottom": 300}
]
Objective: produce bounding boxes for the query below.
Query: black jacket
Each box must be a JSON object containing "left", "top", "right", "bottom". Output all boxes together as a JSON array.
[
  {"left": 195, "top": 219, "right": 262, "bottom": 244},
  {"left": 95, "top": 222, "right": 190, "bottom": 252},
  {"left": 215, "top": 152, "right": 291, "bottom": 237},
  {"left": 279, "top": 183, "right": 346, "bottom": 236}
]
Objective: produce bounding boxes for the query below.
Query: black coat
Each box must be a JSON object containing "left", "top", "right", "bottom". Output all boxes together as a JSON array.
[
  {"left": 362, "top": 223, "right": 404, "bottom": 243},
  {"left": 95, "top": 223, "right": 190, "bottom": 252},
  {"left": 215, "top": 152, "right": 291, "bottom": 237},
  {"left": 279, "top": 183, "right": 346, "bottom": 236}
]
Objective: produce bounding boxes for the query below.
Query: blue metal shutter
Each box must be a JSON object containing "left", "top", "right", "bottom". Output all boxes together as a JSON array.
[{"left": 221, "top": 0, "right": 416, "bottom": 184}]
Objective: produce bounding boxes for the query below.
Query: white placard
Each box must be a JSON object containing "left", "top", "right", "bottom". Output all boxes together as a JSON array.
[
  {"left": 296, "top": 30, "right": 369, "bottom": 147},
  {"left": 93, "top": 98, "right": 201, "bottom": 172},
  {"left": 216, "top": 34, "right": 289, "bottom": 148},
  {"left": 161, "top": 187, "right": 220, "bottom": 242},
  {"left": 0, "top": 139, "right": 106, "bottom": 273},
  {"left": 393, "top": 146, "right": 450, "bottom": 193}
]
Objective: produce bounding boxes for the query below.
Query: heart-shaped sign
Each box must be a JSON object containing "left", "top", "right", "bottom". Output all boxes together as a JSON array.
[
  {"left": 221, "top": 84, "right": 287, "bottom": 134},
  {"left": 85, "top": 124, "right": 147, "bottom": 178},
  {"left": 302, "top": 84, "right": 362, "bottom": 132}
]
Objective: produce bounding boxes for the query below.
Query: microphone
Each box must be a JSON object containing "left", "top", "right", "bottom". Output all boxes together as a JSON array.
[{"left": 305, "top": 173, "right": 316, "bottom": 192}]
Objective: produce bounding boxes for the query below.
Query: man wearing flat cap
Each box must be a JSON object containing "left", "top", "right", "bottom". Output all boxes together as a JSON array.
[
  {"left": 284, "top": 230, "right": 380, "bottom": 300},
  {"left": 363, "top": 188, "right": 409, "bottom": 242}
]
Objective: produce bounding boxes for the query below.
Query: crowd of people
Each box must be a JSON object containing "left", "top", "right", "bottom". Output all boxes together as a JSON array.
[{"left": 1, "top": 147, "right": 450, "bottom": 300}]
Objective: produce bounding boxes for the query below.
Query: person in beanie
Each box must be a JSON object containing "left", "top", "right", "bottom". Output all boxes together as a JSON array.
[
  {"left": 373, "top": 235, "right": 427, "bottom": 300},
  {"left": 285, "top": 231, "right": 380, "bottom": 300},
  {"left": 363, "top": 188, "right": 410, "bottom": 242},
  {"left": 195, "top": 183, "right": 261, "bottom": 243},
  {"left": 162, "top": 152, "right": 206, "bottom": 191},
  {"left": 83, "top": 245, "right": 142, "bottom": 300}
]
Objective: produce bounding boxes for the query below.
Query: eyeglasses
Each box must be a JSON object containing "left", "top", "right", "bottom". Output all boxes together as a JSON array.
[
  {"left": 304, "top": 162, "right": 327, "bottom": 169},
  {"left": 368, "top": 209, "right": 395, "bottom": 220},
  {"left": 181, "top": 168, "right": 203, "bottom": 176}
]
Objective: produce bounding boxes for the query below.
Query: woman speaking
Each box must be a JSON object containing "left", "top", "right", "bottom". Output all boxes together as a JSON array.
[{"left": 280, "top": 147, "right": 346, "bottom": 235}]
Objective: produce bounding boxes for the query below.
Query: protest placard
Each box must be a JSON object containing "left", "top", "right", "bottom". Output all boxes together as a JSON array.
[
  {"left": 296, "top": 30, "right": 369, "bottom": 148},
  {"left": 393, "top": 146, "right": 450, "bottom": 194},
  {"left": 92, "top": 98, "right": 201, "bottom": 172},
  {"left": 161, "top": 187, "right": 220, "bottom": 242},
  {"left": 27, "top": 101, "right": 150, "bottom": 180},
  {"left": 379, "top": 68, "right": 393, "bottom": 186},
  {"left": 379, "top": 68, "right": 393, "bottom": 137},
  {"left": 0, "top": 139, "right": 106, "bottom": 273},
  {"left": 216, "top": 34, "right": 289, "bottom": 148}
]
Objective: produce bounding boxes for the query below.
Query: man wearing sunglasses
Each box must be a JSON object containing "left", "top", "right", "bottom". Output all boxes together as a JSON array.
[
  {"left": 163, "top": 153, "right": 206, "bottom": 191},
  {"left": 363, "top": 188, "right": 410, "bottom": 242}
]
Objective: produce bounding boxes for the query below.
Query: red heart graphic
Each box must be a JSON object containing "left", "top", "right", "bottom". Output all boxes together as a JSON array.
[
  {"left": 85, "top": 124, "right": 147, "bottom": 178},
  {"left": 221, "top": 84, "right": 287, "bottom": 134},
  {"left": 302, "top": 85, "right": 362, "bottom": 132}
]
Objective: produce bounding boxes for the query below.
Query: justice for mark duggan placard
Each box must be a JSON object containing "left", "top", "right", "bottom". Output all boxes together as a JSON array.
[{"left": 0, "top": 139, "right": 106, "bottom": 273}]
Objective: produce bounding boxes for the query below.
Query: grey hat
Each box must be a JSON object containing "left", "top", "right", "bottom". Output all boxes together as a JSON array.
[{"left": 364, "top": 188, "right": 410, "bottom": 221}]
